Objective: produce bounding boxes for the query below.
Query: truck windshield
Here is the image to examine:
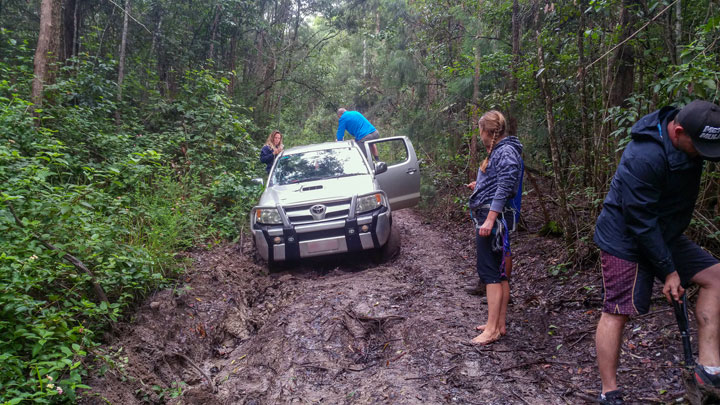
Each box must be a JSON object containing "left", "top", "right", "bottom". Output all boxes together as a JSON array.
[{"left": 271, "top": 148, "right": 368, "bottom": 185}]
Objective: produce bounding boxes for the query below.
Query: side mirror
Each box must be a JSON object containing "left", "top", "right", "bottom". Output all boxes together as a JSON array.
[
  {"left": 374, "top": 161, "right": 388, "bottom": 175},
  {"left": 252, "top": 177, "right": 264, "bottom": 186}
]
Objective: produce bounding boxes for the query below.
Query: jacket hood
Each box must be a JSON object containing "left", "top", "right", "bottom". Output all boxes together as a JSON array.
[
  {"left": 495, "top": 136, "right": 523, "bottom": 155},
  {"left": 630, "top": 106, "right": 696, "bottom": 170},
  {"left": 630, "top": 106, "right": 676, "bottom": 143}
]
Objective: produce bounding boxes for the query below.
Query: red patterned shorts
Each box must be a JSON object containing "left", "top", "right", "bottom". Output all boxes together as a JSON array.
[{"left": 601, "top": 236, "right": 718, "bottom": 315}]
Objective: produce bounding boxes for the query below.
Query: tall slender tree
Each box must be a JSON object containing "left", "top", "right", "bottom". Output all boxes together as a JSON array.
[
  {"left": 32, "top": 0, "right": 61, "bottom": 107},
  {"left": 116, "top": 0, "right": 130, "bottom": 122}
]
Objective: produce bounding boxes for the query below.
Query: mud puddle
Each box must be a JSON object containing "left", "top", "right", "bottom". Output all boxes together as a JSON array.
[{"left": 81, "top": 209, "right": 695, "bottom": 404}]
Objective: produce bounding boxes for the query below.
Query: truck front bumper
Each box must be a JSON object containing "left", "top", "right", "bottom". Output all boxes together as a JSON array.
[{"left": 252, "top": 208, "right": 391, "bottom": 262}]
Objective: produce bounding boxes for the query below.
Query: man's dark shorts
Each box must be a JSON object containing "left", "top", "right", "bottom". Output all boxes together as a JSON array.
[
  {"left": 357, "top": 131, "right": 379, "bottom": 159},
  {"left": 601, "top": 236, "right": 718, "bottom": 315},
  {"left": 474, "top": 209, "right": 512, "bottom": 284}
]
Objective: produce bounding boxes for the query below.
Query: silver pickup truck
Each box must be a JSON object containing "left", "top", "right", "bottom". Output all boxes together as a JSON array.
[{"left": 250, "top": 136, "right": 420, "bottom": 268}]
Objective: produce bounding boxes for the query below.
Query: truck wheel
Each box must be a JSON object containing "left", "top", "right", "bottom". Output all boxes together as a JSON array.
[
  {"left": 373, "top": 224, "right": 401, "bottom": 264},
  {"left": 252, "top": 248, "right": 278, "bottom": 272},
  {"left": 266, "top": 258, "right": 284, "bottom": 273}
]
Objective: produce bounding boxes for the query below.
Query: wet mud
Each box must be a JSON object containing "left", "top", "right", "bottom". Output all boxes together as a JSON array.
[{"left": 81, "top": 206, "right": 698, "bottom": 404}]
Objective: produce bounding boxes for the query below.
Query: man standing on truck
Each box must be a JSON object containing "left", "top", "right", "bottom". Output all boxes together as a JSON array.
[
  {"left": 336, "top": 108, "right": 379, "bottom": 161},
  {"left": 593, "top": 100, "right": 720, "bottom": 404}
]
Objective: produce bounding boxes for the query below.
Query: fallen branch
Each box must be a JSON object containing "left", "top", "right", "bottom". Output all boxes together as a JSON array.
[
  {"left": 166, "top": 352, "right": 217, "bottom": 393},
  {"left": 344, "top": 310, "right": 406, "bottom": 324},
  {"left": 506, "top": 389, "right": 531, "bottom": 405},
  {"left": 566, "top": 332, "right": 590, "bottom": 349}
]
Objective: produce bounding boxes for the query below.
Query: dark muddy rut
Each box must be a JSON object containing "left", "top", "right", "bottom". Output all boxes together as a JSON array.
[{"left": 82, "top": 209, "right": 696, "bottom": 404}]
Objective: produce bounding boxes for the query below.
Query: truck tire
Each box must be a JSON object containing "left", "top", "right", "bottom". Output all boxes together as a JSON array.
[
  {"left": 372, "top": 224, "right": 401, "bottom": 264},
  {"left": 252, "top": 243, "right": 280, "bottom": 273},
  {"left": 266, "top": 259, "right": 280, "bottom": 273}
]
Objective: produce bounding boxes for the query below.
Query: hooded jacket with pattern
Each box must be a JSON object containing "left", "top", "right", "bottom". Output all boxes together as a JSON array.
[
  {"left": 469, "top": 136, "right": 523, "bottom": 213},
  {"left": 593, "top": 106, "right": 705, "bottom": 277}
]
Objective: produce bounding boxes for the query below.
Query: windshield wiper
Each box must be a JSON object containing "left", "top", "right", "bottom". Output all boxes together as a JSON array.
[
  {"left": 282, "top": 173, "right": 363, "bottom": 185},
  {"left": 332, "top": 173, "right": 363, "bottom": 179}
]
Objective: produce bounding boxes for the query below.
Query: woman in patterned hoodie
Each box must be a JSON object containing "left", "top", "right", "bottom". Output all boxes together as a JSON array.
[{"left": 467, "top": 110, "right": 523, "bottom": 345}]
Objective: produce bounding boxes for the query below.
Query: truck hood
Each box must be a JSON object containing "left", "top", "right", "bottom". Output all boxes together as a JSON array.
[{"left": 257, "top": 175, "right": 377, "bottom": 206}]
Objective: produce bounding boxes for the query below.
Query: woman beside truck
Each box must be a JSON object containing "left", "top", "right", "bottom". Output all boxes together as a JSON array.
[
  {"left": 260, "top": 130, "right": 284, "bottom": 173},
  {"left": 467, "top": 110, "right": 523, "bottom": 345}
]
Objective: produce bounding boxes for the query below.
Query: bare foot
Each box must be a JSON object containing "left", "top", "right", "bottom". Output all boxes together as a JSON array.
[
  {"left": 475, "top": 324, "right": 507, "bottom": 335},
  {"left": 471, "top": 330, "right": 501, "bottom": 345}
]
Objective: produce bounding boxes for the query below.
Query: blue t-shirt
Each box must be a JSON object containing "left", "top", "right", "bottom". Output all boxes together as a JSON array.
[{"left": 336, "top": 111, "right": 376, "bottom": 141}]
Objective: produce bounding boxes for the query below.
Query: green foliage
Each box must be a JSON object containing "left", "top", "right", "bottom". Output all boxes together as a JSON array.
[
  {"left": 4, "top": 0, "right": 720, "bottom": 400},
  {"left": 548, "top": 261, "right": 572, "bottom": 277},
  {"left": 605, "top": 98, "right": 642, "bottom": 151},
  {"left": 0, "top": 50, "right": 260, "bottom": 402},
  {"left": 539, "top": 221, "right": 564, "bottom": 237}
]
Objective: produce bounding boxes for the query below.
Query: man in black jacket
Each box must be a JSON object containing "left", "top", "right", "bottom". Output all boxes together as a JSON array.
[{"left": 593, "top": 100, "right": 720, "bottom": 404}]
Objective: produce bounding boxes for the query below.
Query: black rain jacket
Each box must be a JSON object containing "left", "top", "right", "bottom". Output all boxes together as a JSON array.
[{"left": 593, "top": 106, "right": 704, "bottom": 276}]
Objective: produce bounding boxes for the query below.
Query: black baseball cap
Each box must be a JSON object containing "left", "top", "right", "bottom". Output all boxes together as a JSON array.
[{"left": 675, "top": 100, "right": 720, "bottom": 160}]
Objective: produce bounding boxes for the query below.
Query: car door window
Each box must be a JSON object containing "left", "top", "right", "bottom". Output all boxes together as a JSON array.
[
  {"left": 373, "top": 138, "right": 409, "bottom": 167},
  {"left": 370, "top": 136, "right": 420, "bottom": 210}
]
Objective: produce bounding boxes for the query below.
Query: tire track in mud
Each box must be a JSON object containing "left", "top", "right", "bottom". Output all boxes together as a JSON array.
[
  {"left": 81, "top": 209, "right": 690, "bottom": 404},
  {"left": 213, "top": 210, "right": 464, "bottom": 404},
  {"left": 80, "top": 210, "right": 572, "bottom": 404}
]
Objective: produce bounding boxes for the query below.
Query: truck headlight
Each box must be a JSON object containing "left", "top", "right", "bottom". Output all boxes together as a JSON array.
[
  {"left": 256, "top": 208, "right": 282, "bottom": 224},
  {"left": 356, "top": 193, "right": 384, "bottom": 213}
]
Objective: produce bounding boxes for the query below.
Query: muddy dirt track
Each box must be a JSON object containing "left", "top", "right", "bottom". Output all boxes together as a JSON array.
[{"left": 82, "top": 209, "right": 699, "bottom": 404}]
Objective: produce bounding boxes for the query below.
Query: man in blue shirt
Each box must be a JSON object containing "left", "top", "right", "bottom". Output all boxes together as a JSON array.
[{"left": 336, "top": 108, "right": 379, "bottom": 161}]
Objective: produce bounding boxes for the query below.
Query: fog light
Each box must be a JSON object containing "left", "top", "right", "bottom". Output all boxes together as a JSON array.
[
  {"left": 273, "top": 236, "right": 283, "bottom": 244},
  {"left": 360, "top": 225, "right": 370, "bottom": 232},
  {"left": 348, "top": 228, "right": 356, "bottom": 235}
]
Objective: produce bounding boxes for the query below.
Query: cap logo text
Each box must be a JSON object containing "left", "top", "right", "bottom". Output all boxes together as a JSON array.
[{"left": 699, "top": 126, "right": 720, "bottom": 140}]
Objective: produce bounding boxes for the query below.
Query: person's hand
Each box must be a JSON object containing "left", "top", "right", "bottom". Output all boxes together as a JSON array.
[
  {"left": 478, "top": 218, "right": 493, "bottom": 237},
  {"left": 466, "top": 181, "right": 476, "bottom": 190},
  {"left": 662, "top": 271, "right": 685, "bottom": 303}
]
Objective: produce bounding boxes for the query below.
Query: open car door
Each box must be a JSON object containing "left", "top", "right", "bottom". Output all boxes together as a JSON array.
[{"left": 367, "top": 136, "right": 420, "bottom": 210}]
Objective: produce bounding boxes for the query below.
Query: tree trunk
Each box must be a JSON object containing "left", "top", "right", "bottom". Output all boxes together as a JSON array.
[
  {"left": 208, "top": 3, "right": 222, "bottom": 61},
  {"left": 154, "top": 20, "right": 169, "bottom": 97},
  {"left": 469, "top": 45, "right": 480, "bottom": 182},
  {"left": 507, "top": 0, "right": 520, "bottom": 137},
  {"left": 228, "top": 21, "right": 238, "bottom": 95},
  {"left": 536, "top": 33, "right": 573, "bottom": 243},
  {"left": 32, "top": 0, "right": 61, "bottom": 107},
  {"left": 116, "top": 0, "right": 130, "bottom": 123},
  {"left": 150, "top": 4, "right": 162, "bottom": 55},
  {"left": 363, "top": 38, "right": 367, "bottom": 78},
  {"left": 606, "top": 0, "right": 638, "bottom": 108},
  {"left": 62, "top": 0, "right": 77, "bottom": 61},
  {"left": 293, "top": 0, "right": 301, "bottom": 42},
  {"left": 577, "top": 1, "right": 592, "bottom": 187},
  {"left": 675, "top": 0, "right": 682, "bottom": 62}
]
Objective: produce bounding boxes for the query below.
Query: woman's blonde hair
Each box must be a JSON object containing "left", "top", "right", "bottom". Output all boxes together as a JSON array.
[
  {"left": 478, "top": 110, "right": 507, "bottom": 173},
  {"left": 265, "top": 130, "right": 284, "bottom": 151}
]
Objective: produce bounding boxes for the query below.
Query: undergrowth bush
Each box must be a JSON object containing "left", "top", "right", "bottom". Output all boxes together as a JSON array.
[{"left": 0, "top": 45, "right": 261, "bottom": 403}]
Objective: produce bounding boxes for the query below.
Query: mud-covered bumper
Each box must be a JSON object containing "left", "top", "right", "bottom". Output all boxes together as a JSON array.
[{"left": 252, "top": 208, "right": 391, "bottom": 262}]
